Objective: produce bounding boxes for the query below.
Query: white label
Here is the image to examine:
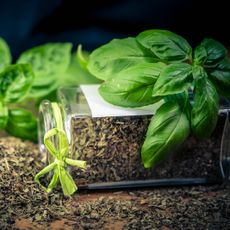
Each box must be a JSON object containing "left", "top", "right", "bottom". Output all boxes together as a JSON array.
[{"left": 80, "top": 85, "right": 161, "bottom": 117}]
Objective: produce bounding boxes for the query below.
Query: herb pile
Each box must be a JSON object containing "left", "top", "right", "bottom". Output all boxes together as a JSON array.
[
  {"left": 1, "top": 136, "right": 230, "bottom": 229},
  {"left": 0, "top": 39, "right": 99, "bottom": 141},
  {"left": 88, "top": 29, "right": 230, "bottom": 168}
]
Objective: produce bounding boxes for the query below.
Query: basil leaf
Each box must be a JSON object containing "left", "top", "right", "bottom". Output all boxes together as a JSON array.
[
  {"left": 5, "top": 108, "right": 37, "bottom": 142},
  {"left": 76, "top": 44, "right": 89, "bottom": 70},
  {"left": 207, "top": 58, "right": 230, "bottom": 99},
  {"left": 28, "top": 73, "right": 60, "bottom": 98},
  {"left": 196, "top": 39, "right": 227, "bottom": 67},
  {"left": 0, "top": 102, "right": 8, "bottom": 129},
  {"left": 194, "top": 45, "right": 207, "bottom": 65},
  {"left": 99, "top": 62, "right": 165, "bottom": 107},
  {"left": 137, "top": 29, "right": 192, "bottom": 62},
  {"left": 0, "top": 37, "right": 11, "bottom": 71},
  {"left": 141, "top": 96, "right": 190, "bottom": 168},
  {"left": 152, "top": 63, "right": 192, "bottom": 97},
  {"left": 0, "top": 64, "right": 34, "bottom": 103},
  {"left": 17, "top": 43, "right": 72, "bottom": 97},
  {"left": 191, "top": 68, "right": 219, "bottom": 138},
  {"left": 88, "top": 37, "right": 156, "bottom": 81}
]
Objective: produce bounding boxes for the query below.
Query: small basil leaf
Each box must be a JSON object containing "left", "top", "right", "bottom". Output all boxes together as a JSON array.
[
  {"left": 76, "top": 44, "right": 89, "bottom": 70},
  {"left": 17, "top": 43, "right": 72, "bottom": 97},
  {"left": 99, "top": 62, "right": 165, "bottom": 107},
  {"left": 0, "top": 102, "right": 8, "bottom": 129},
  {"left": 5, "top": 108, "right": 38, "bottom": 142},
  {"left": 0, "top": 64, "right": 34, "bottom": 103},
  {"left": 207, "top": 58, "right": 230, "bottom": 99},
  {"left": 141, "top": 96, "right": 190, "bottom": 168},
  {"left": 191, "top": 68, "right": 219, "bottom": 138},
  {"left": 137, "top": 29, "right": 192, "bottom": 62},
  {"left": 197, "top": 39, "right": 227, "bottom": 67},
  {"left": 152, "top": 63, "right": 192, "bottom": 97},
  {"left": 88, "top": 37, "right": 156, "bottom": 81},
  {"left": 194, "top": 45, "right": 207, "bottom": 65},
  {"left": 0, "top": 37, "right": 11, "bottom": 71}
]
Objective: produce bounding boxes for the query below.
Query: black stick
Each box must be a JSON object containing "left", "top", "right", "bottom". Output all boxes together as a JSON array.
[{"left": 78, "top": 178, "right": 222, "bottom": 190}]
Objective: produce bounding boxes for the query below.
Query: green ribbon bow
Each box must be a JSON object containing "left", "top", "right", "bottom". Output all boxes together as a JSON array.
[{"left": 35, "top": 103, "right": 86, "bottom": 196}]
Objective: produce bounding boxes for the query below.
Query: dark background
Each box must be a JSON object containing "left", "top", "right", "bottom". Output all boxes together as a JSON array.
[{"left": 1, "top": 0, "right": 229, "bottom": 59}]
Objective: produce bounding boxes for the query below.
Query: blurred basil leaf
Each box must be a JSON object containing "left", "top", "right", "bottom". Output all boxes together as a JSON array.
[
  {"left": 0, "top": 64, "right": 34, "bottom": 103},
  {"left": 6, "top": 108, "right": 37, "bottom": 142},
  {"left": 0, "top": 37, "right": 11, "bottom": 72},
  {"left": 76, "top": 44, "right": 89, "bottom": 70},
  {"left": 0, "top": 101, "right": 8, "bottom": 129},
  {"left": 17, "top": 43, "right": 72, "bottom": 98}
]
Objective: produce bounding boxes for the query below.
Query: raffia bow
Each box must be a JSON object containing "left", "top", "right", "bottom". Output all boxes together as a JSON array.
[{"left": 35, "top": 102, "right": 87, "bottom": 196}]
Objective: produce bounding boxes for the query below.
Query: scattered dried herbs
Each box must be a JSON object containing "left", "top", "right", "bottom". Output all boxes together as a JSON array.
[{"left": 0, "top": 136, "right": 230, "bottom": 229}]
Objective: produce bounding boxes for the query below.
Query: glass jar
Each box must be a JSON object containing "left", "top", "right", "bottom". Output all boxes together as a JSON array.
[{"left": 38, "top": 85, "right": 230, "bottom": 189}]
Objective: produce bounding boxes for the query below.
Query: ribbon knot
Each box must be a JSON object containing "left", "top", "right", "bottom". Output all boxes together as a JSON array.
[{"left": 35, "top": 128, "right": 86, "bottom": 196}]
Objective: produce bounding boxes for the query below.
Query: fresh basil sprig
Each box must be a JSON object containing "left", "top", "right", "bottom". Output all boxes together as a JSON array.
[
  {"left": 88, "top": 29, "right": 230, "bottom": 168},
  {"left": 0, "top": 37, "right": 100, "bottom": 141},
  {"left": 0, "top": 38, "right": 37, "bottom": 139},
  {"left": 0, "top": 61, "right": 37, "bottom": 139}
]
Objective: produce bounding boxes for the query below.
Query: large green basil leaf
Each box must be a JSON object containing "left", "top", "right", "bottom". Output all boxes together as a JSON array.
[
  {"left": 88, "top": 37, "right": 156, "bottom": 81},
  {"left": 206, "top": 58, "right": 230, "bottom": 99},
  {"left": 5, "top": 108, "right": 37, "bottom": 142},
  {"left": 17, "top": 43, "right": 72, "bottom": 98},
  {"left": 141, "top": 96, "right": 190, "bottom": 168},
  {"left": 99, "top": 62, "right": 165, "bottom": 107},
  {"left": 152, "top": 63, "right": 192, "bottom": 97},
  {"left": 191, "top": 68, "right": 219, "bottom": 138},
  {"left": 0, "top": 102, "right": 8, "bottom": 129},
  {"left": 137, "top": 30, "right": 192, "bottom": 62},
  {"left": 0, "top": 64, "right": 34, "bottom": 103},
  {"left": 195, "top": 38, "right": 227, "bottom": 67},
  {"left": 0, "top": 37, "right": 11, "bottom": 72}
]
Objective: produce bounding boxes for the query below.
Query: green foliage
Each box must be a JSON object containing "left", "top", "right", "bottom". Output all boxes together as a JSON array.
[
  {"left": 195, "top": 39, "right": 227, "bottom": 66},
  {"left": 137, "top": 29, "right": 192, "bottom": 62},
  {"left": 17, "top": 43, "right": 72, "bottom": 97},
  {"left": 5, "top": 108, "right": 38, "bottom": 142},
  {"left": 141, "top": 95, "right": 190, "bottom": 168},
  {"left": 88, "top": 29, "right": 230, "bottom": 168},
  {"left": 191, "top": 67, "right": 219, "bottom": 138},
  {"left": 0, "top": 38, "right": 99, "bottom": 141},
  {"left": 88, "top": 37, "right": 156, "bottom": 80},
  {"left": 99, "top": 62, "right": 165, "bottom": 107},
  {"left": 0, "top": 102, "right": 8, "bottom": 129},
  {"left": 0, "top": 37, "right": 11, "bottom": 72},
  {"left": 0, "top": 64, "right": 34, "bottom": 103},
  {"left": 152, "top": 63, "right": 192, "bottom": 97}
]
